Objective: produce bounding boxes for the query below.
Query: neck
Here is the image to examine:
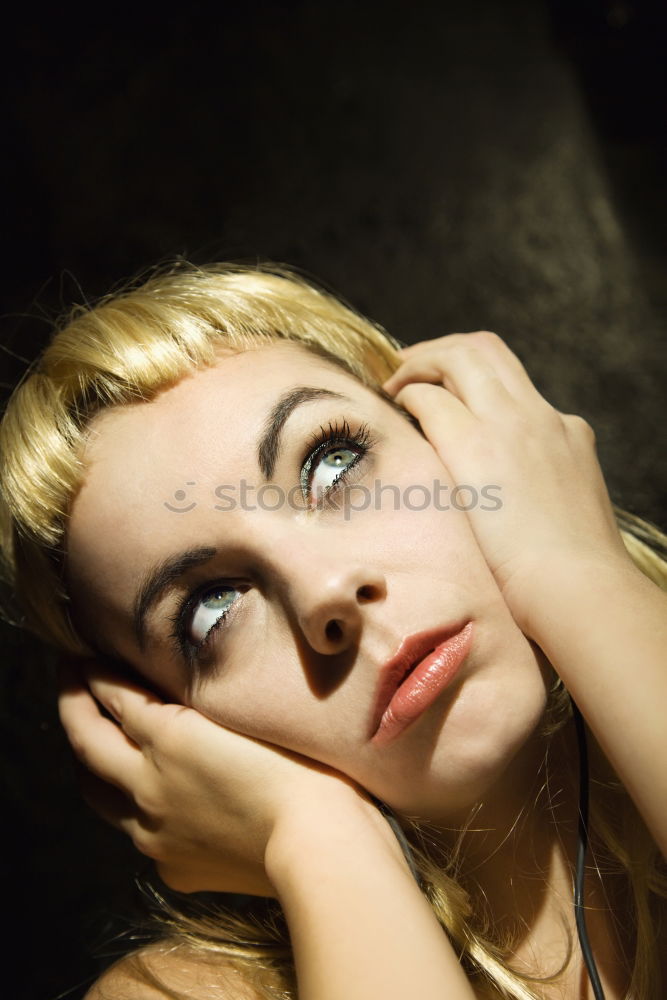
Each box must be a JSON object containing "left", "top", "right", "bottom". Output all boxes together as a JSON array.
[
  {"left": 422, "top": 719, "right": 633, "bottom": 995},
  {"left": 436, "top": 724, "right": 578, "bottom": 938}
]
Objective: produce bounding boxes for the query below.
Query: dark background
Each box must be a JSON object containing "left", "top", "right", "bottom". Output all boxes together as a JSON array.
[{"left": 2, "top": 1, "right": 665, "bottom": 997}]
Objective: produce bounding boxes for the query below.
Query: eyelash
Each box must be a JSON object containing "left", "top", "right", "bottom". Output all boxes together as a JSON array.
[
  {"left": 300, "top": 419, "right": 374, "bottom": 505},
  {"left": 166, "top": 418, "right": 375, "bottom": 667}
]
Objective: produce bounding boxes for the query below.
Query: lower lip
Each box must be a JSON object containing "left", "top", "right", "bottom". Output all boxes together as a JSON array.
[{"left": 371, "top": 622, "right": 474, "bottom": 746}]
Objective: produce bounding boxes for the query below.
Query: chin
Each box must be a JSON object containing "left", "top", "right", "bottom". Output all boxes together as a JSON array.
[{"left": 370, "top": 686, "right": 551, "bottom": 827}]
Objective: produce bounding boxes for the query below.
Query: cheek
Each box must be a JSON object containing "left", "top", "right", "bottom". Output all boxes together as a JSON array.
[
  {"left": 365, "top": 500, "right": 494, "bottom": 594},
  {"left": 189, "top": 656, "right": 365, "bottom": 773},
  {"left": 189, "top": 657, "right": 313, "bottom": 748},
  {"left": 446, "top": 647, "right": 550, "bottom": 773},
  {"left": 371, "top": 445, "right": 490, "bottom": 558}
]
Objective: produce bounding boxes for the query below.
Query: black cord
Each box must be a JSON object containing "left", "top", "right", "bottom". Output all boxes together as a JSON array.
[
  {"left": 571, "top": 699, "right": 606, "bottom": 1000},
  {"left": 370, "top": 795, "right": 424, "bottom": 886}
]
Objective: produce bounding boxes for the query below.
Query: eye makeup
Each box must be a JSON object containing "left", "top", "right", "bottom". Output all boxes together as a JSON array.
[
  {"left": 299, "top": 418, "right": 375, "bottom": 508},
  {"left": 166, "top": 581, "right": 246, "bottom": 672}
]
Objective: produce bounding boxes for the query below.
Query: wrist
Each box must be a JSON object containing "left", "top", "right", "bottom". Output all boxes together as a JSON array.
[
  {"left": 265, "top": 789, "right": 412, "bottom": 896},
  {"left": 507, "top": 549, "right": 646, "bottom": 640}
]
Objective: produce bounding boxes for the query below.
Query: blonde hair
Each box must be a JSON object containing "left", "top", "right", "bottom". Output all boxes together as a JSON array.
[{"left": 1, "top": 262, "right": 665, "bottom": 999}]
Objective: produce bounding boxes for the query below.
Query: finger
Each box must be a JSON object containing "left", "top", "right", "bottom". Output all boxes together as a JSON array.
[
  {"left": 396, "top": 341, "right": 428, "bottom": 358},
  {"left": 386, "top": 343, "right": 515, "bottom": 417},
  {"left": 76, "top": 764, "right": 137, "bottom": 829},
  {"left": 387, "top": 332, "right": 542, "bottom": 406},
  {"left": 83, "top": 664, "right": 167, "bottom": 746},
  {"left": 76, "top": 763, "right": 169, "bottom": 865},
  {"left": 58, "top": 678, "right": 143, "bottom": 793},
  {"left": 394, "top": 382, "right": 478, "bottom": 451},
  {"left": 461, "top": 332, "right": 545, "bottom": 402}
]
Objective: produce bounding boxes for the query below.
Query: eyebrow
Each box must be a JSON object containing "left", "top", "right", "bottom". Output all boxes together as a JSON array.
[
  {"left": 132, "top": 385, "right": 348, "bottom": 652},
  {"left": 258, "top": 386, "right": 346, "bottom": 479}
]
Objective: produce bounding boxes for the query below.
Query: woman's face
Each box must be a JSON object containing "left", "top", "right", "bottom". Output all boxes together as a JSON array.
[{"left": 67, "top": 342, "right": 550, "bottom": 823}]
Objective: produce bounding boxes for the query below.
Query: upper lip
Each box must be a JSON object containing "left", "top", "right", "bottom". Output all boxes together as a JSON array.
[{"left": 369, "top": 621, "right": 468, "bottom": 738}]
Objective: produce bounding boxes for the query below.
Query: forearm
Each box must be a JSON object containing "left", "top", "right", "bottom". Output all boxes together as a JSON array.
[
  {"left": 526, "top": 556, "right": 667, "bottom": 855},
  {"left": 265, "top": 800, "right": 475, "bottom": 1000}
]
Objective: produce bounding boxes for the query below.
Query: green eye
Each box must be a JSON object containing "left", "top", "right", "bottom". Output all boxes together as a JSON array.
[
  {"left": 300, "top": 420, "right": 374, "bottom": 508},
  {"left": 309, "top": 446, "right": 360, "bottom": 500},
  {"left": 189, "top": 586, "right": 240, "bottom": 645}
]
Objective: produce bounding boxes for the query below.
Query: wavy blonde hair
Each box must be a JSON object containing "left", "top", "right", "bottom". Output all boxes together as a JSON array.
[{"left": 1, "top": 263, "right": 665, "bottom": 999}]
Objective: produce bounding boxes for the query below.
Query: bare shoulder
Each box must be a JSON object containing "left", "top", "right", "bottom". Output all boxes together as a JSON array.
[{"left": 85, "top": 939, "right": 265, "bottom": 1000}]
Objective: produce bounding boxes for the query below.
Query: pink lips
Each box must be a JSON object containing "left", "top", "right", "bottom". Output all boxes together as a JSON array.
[{"left": 370, "top": 621, "right": 474, "bottom": 746}]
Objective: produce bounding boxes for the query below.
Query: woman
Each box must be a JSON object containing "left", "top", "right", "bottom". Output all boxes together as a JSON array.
[{"left": 1, "top": 263, "right": 666, "bottom": 999}]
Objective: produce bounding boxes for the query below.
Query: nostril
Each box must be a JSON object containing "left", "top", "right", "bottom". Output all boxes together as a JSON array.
[
  {"left": 356, "top": 584, "right": 376, "bottom": 602},
  {"left": 325, "top": 619, "right": 344, "bottom": 643}
]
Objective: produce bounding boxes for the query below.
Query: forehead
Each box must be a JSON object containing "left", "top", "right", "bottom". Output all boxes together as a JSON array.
[
  {"left": 77, "top": 340, "right": 364, "bottom": 476},
  {"left": 65, "top": 342, "right": 375, "bottom": 640},
  {"left": 82, "top": 341, "right": 358, "bottom": 462}
]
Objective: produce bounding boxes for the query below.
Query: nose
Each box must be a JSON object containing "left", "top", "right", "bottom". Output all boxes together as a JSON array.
[{"left": 290, "top": 563, "right": 387, "bottom": 656}]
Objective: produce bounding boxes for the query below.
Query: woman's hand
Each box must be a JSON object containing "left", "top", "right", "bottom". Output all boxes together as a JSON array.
[
  {"left": 58, "top": 669, "right": 481, "bottom": 1000},
  {"left": 384, "top": 333, "right": 667, "bottom": 856},
  {"left": 57, "top": 662, "right": 373, "bottom": 896},
  {"left": 383, "top": 331, "right": 633, "bottom": 633}
]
